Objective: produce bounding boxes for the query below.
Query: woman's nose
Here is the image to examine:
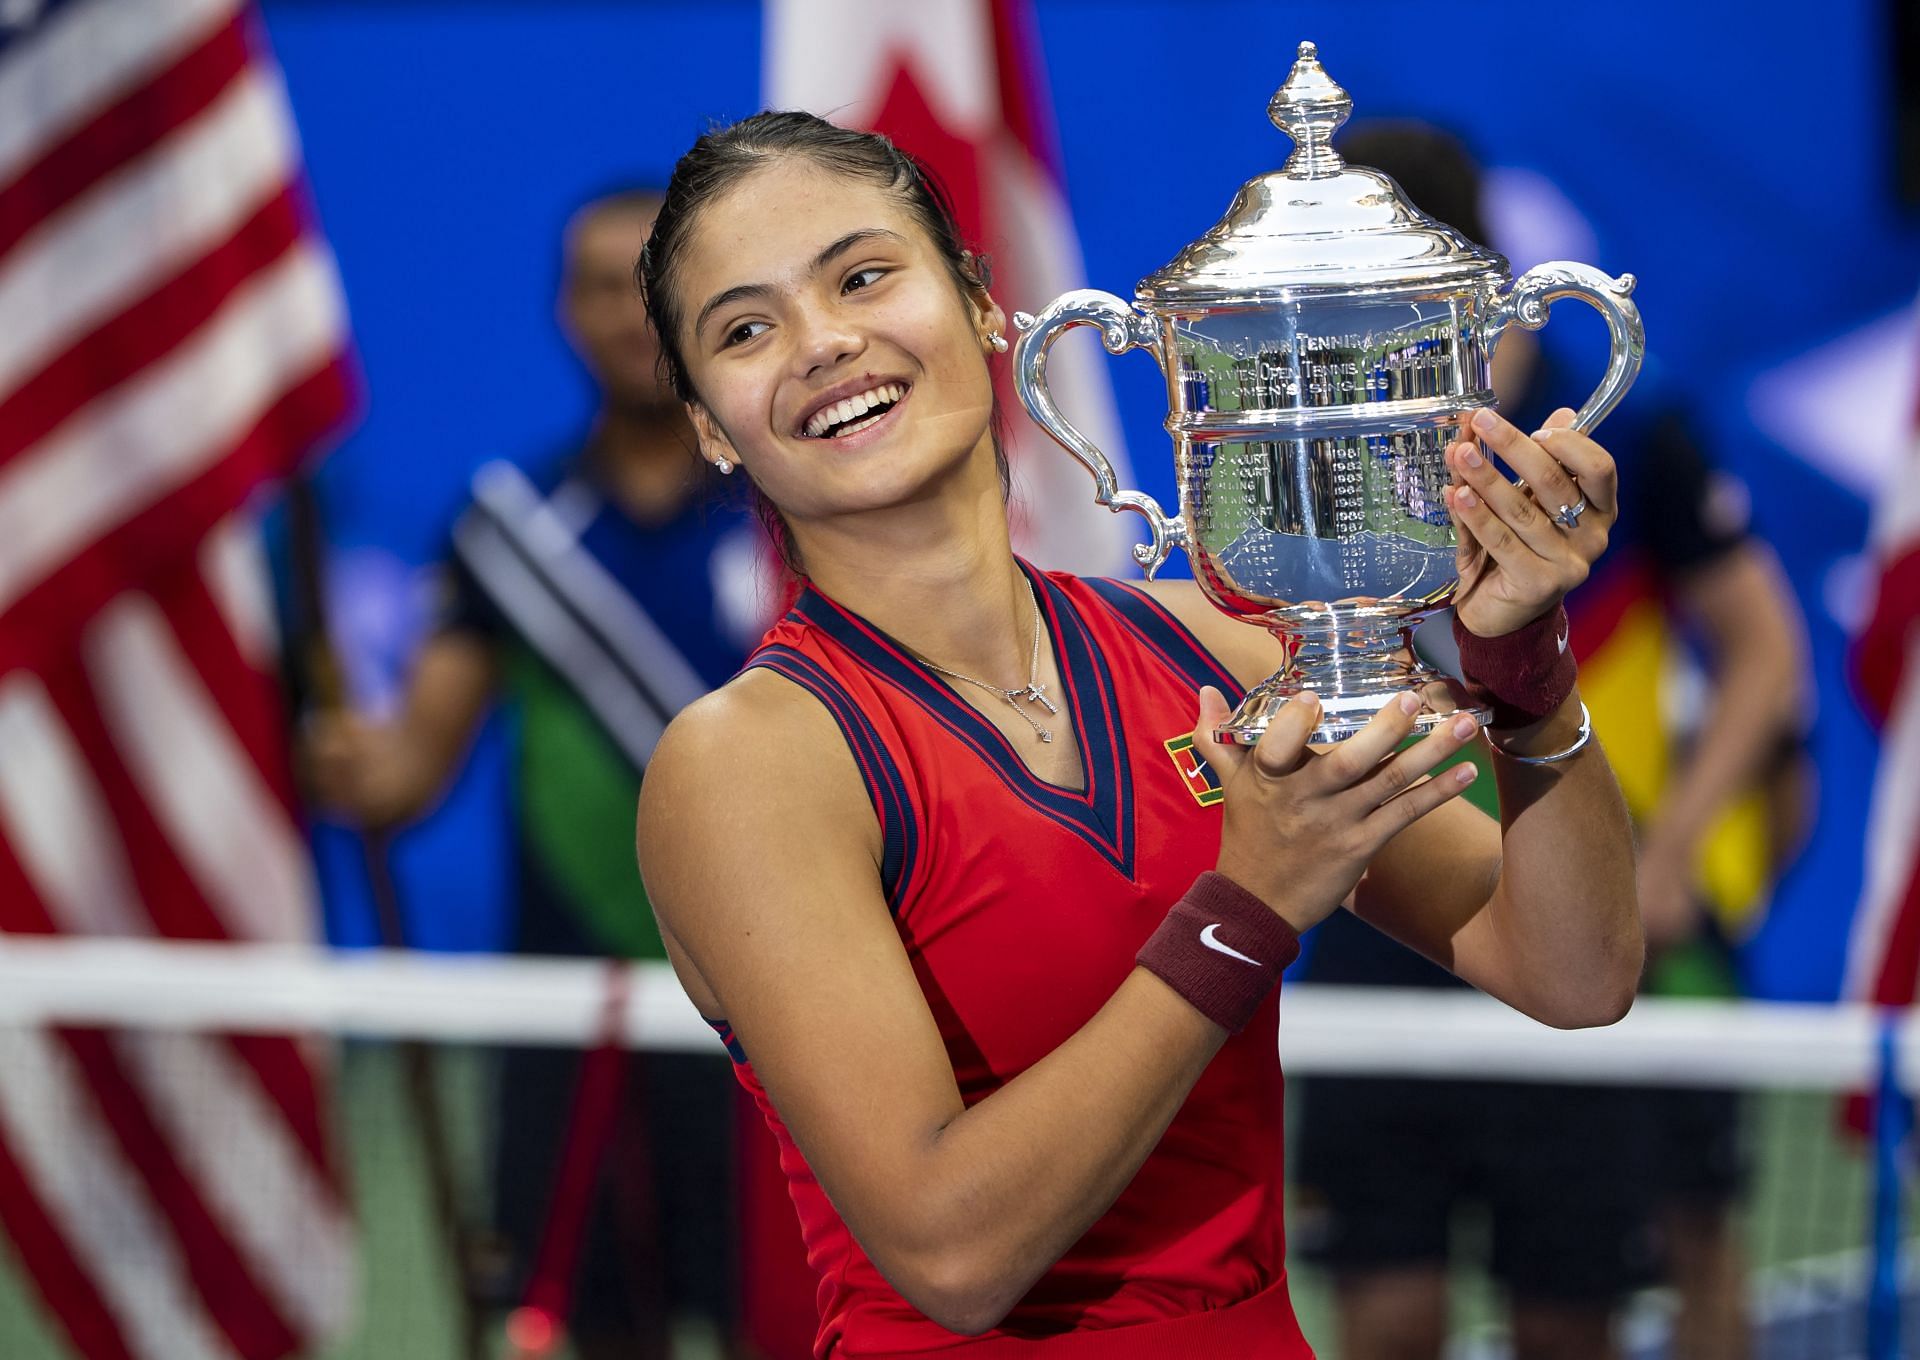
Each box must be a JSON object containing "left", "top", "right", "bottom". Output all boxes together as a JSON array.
[{"left": 793, "top": 305, "right": 863, "bottom": 377}]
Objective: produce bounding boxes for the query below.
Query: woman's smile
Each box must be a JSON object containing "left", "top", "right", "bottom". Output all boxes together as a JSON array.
[{"left": 795, "top": 377, "right": 912, "bottom": 445}]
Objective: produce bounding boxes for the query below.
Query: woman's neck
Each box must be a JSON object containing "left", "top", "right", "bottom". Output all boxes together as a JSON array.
[{"left": 798, "top": 471, "right": 1036, "bottom": 688}]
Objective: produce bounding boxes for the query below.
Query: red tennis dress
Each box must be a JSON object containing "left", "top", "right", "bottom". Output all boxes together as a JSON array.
[{"left": 716, "top": 564, "right": 1314, "bottom": 1358}]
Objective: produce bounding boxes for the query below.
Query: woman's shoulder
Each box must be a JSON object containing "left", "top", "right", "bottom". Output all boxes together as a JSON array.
[
  {"left": 653, "top": 664, "right": 851, "bottom": 788},
  {"left": 641, "top": 665, "right": 879, "bottom": 896},
  {"left": 639, "top": 661, "right": 888, "bottom": 1020}
]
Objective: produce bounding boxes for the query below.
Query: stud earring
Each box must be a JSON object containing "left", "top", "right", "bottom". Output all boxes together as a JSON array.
[
  {"left": 713, "top": 457, "right": 734, "bottom": 476},
  {"left": 988, "top": 332, "right": 1009, "bottom": 354}
]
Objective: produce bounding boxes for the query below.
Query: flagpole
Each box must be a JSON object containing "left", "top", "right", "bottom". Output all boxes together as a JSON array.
[{"left": 286, "top": 476, "right": 490, "bottom": 1360}]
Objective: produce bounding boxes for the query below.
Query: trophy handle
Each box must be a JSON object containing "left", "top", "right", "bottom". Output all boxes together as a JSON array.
[
  {"left": 1487, "top": 263, "right": 1646, "bottom": 433},
  {"left": 1011, "top": 290, "right": 1188, "bottom": 577}
]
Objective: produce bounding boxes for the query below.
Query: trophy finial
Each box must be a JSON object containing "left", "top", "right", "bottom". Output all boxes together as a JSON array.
[{"left": 1268, "top": 39, "right": 1351, "bottom": 179}]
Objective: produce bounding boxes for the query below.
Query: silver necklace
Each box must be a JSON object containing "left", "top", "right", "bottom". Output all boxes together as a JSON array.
[{"left": 912, "top": 578, "right": 1060, "bottom": 744}]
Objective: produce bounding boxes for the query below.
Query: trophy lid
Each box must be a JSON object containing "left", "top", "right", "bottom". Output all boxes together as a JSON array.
[{"left": 1137, "top": 41, "right": 1506, "bottom": 305}]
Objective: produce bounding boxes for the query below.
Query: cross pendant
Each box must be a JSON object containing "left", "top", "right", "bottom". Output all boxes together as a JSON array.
[{"left": 1019, "top": 684, "right": 1059, "bottom": 716}]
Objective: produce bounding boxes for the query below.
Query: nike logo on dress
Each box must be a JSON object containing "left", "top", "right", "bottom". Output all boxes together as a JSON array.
[{"left": 1200, "top": 923, "right": 1261, "bottom": 967}]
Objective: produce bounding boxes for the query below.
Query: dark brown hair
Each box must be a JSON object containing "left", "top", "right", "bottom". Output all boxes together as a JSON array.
[{"left": 637, "top": 111, "right": 1009, "bottom": 576}]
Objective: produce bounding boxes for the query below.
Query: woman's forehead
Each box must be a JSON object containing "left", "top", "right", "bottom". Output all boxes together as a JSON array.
[{"left": 682, "top": 160, "right": 922, "bottom": 287}]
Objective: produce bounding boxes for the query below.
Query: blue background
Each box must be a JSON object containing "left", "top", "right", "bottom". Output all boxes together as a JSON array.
[{"left": 261, "top": 0, "right": 1920, "bottom": 999}]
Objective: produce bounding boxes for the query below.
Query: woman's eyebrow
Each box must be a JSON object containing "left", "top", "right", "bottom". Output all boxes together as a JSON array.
[{"left": 693, "top": 228, "right": 909, "bottom": 338}]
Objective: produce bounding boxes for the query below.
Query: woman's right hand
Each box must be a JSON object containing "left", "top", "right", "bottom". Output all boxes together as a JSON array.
[{"left": 1197, "top": 687, "right": 1483, "bottom": 932}]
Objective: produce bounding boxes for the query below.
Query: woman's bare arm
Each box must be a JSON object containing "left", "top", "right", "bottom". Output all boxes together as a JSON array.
[{"left": 1358, "top": 694, "right": 1640, "bottom": 1027}]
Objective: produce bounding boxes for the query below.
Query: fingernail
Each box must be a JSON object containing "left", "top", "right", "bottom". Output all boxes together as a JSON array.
[
  {"left": 1299, "top": 690, "right": 1320, "bottom": 710},
  {"left": 1456, "top": 487, "right": 1478, "bottom": 508},
  {"left": 1531, "top": 428, "right": 1555, "bottom": 441},
  {"left": 1471, "top": 409, "right": 1497, "bottom": 433},
  {"left": 1460, "top": 445, "right": 1483, "bottom": 468},
  {"left": 1452, "top": 715, "right": 1476, "bottom": 738},
  {"left": 1455, "top": 765, "right": 1477, "bottom": 784},
  {"left": 1399, "top": 692, "right": 1419, "bottom": 715}
]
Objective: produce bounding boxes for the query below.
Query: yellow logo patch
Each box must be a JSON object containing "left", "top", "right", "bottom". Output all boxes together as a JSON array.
[{"left": 1164, "top": 733, "right": 1224, "bottom": 807}]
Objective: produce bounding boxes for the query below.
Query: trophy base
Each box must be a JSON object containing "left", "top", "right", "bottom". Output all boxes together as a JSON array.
[{"left": 1215, "top": 660, "right": 1490, "bottom": 747}]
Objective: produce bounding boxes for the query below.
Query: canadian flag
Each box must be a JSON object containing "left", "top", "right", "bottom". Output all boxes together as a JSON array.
[
  {"left": 765, "top": 0, "right": 1138, "bottom": 577},
  {"left": 1843, "top": 300, "right": 1920, "bottom": 1014}
]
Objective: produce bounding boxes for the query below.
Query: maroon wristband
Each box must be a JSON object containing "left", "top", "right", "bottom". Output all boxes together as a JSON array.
[
  {"left": 1451, "top": 604, "right": 1577, "bottom": 731},
  {"left": 1136, "top": 872, "right": 1301, "bottom": 1034}
]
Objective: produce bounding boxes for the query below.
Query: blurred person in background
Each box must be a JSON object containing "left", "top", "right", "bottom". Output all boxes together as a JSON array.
[
  {"left": 304, "top": 187, "right": 767, "bottom": 1360},
  {"left": 1291, "top": 124, "right": 1812, "bottom": 1360}
]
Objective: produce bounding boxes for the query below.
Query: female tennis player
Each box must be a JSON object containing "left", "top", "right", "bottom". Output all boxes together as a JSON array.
[{"left": 634, "top": 112, "right": 1641, "bottom": 1357}]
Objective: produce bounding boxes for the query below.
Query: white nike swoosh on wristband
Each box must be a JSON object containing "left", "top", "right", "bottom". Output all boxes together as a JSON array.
[
  {"left": 1199, "top": 923, "right": 1261, "bottom": 967},
  {"left": 1557, "top": 626, "right": 1570, "bottom": 654}
]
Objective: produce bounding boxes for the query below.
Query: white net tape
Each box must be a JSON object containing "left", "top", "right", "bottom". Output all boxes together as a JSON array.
[{"left": 0, "top": 936, "right": 1907, "bottom": 1089}]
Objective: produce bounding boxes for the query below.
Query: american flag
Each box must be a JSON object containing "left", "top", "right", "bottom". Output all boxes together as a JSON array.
[
  {"left": 0, "top": 2, "right": 355, "bottom": 1356},
  {"left": 1844, "top": 302, "right": 1920, "bottom": 1017}
]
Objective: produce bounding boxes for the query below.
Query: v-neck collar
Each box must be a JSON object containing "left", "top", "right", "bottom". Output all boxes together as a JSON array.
[{"left": 794, "top": 562, "right": 1137, "bottom": 877}]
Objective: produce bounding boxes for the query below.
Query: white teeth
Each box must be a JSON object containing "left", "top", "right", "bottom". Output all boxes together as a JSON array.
[
  {"left": 835, "top": 410, "right": 886, "bottom": 437},
  {"left": 803, "top": 383, "right": 906, "bottom": 437}
]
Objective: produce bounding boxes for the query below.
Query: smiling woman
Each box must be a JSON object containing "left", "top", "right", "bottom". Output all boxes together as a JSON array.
[{"left": 629, "top": 111, "right": 1641, "bottom": 1357}]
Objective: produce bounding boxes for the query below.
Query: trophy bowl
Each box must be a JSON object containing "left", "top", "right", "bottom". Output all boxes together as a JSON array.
[{"left": 1013, "top": 41, "right": 1644, "bottom": 744}]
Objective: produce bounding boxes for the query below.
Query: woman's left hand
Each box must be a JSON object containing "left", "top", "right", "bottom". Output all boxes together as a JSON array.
[{"left": 1445, "top": 405, "right": 1619, "bottom": 639}]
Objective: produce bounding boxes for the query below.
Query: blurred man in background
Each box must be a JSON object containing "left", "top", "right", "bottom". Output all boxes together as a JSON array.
[
  {"left": 1292, "top": 124, "right": 1812, "bottom": 1360},
  {"left": 305, "top": 188, "right": 767, "bottom": 1360}
]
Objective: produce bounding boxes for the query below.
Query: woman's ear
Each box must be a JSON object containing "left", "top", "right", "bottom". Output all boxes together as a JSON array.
[
  {"left": 959, "top": 249, "right": 1005, "bottom": 344},
  {"left": 972, "top": 292, "right": 1008, "bottom": 353},
  {"left": 687, "top": 402, "right": 740, "bottom": 472}
]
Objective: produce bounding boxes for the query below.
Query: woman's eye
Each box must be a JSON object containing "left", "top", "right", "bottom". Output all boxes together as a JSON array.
[
  {"left": 844, "top": 267, "right": 886, "bottom": 293},
  {"left": 723, "top": 320, "right": 769, "bottom": 348}
]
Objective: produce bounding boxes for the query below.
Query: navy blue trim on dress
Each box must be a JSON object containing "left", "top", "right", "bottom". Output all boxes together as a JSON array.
[
  {"left": 1081, "top": 578, "right": 1243, "bottom": 699},
  {"left": 705, "top": 1017, "right": 748, "bottom": 1065},
  {"left": 746, "top": 644, "right": 920, "bottom": 912},
  {"left": 791, "top": 564, "right": 1136, "bottom": 878}
]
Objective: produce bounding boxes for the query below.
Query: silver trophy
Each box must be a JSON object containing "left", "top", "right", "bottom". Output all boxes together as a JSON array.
[{"left": 1013, "top": 41, "right": 1644, "bottom": 743}]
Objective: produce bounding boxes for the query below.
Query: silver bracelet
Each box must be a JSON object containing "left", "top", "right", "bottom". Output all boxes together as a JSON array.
[{"left": 1484, "top": 700, "right": 1593, "bottom": 766}]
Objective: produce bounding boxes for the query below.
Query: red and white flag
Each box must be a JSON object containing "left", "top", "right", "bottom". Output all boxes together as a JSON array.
[
  {"left": 0, "top": 2, "right": 356, "bottom": 1356},
  {"left": 1844, "top": 300, "right": 1920, "bottom": 1012},
  {"left": 765, "top": 0, "right": 1138, "bottom": 577}
]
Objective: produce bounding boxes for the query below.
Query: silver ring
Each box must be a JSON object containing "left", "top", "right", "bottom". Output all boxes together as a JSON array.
[{"left": 1553, "top": 498, "right": 1587, "bottom": 529}]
